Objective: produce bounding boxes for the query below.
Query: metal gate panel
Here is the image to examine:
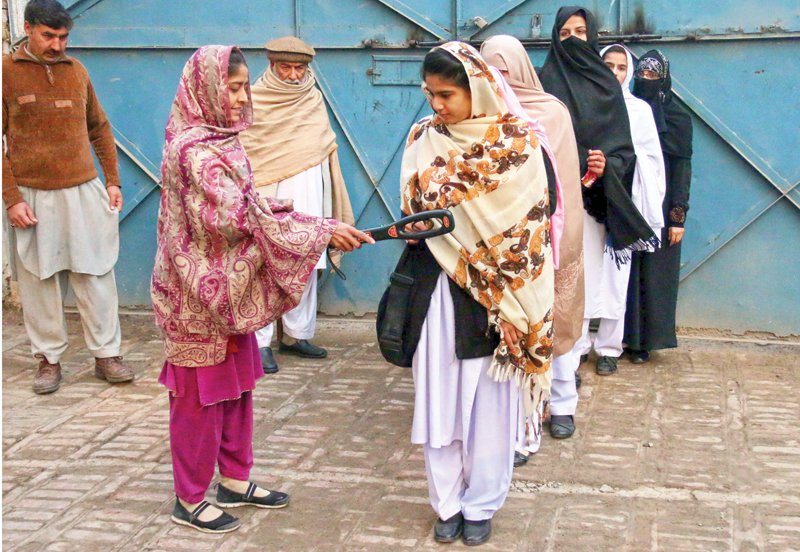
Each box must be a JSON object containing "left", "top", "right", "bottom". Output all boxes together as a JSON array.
[
  {"left": 678, "top": 117, "right": 783, "bottom": 273},
  {"left": 313, "top": 50, "right": 428, "bottom": 201},
  {"left": 298, "top": 0, "right": 439, "bottom": 47},
  {"left": 314, "top": 49, "right": 430, "bottom": 313},
  {"left": 65, "top": 49, "right": 187, "bottom": 166},
  {"left": 626, "top": 41, "right": 800, "bottom": 286},
  {"left": 374, "top": 0, "right": 453, "bottom": 40},
  {"left": 677, "top": 200, "right": 800, "bottom": 335},
  {"left": 634, "top": 40, "right": 800, "bottom": 188},
  {"left": 624, "top": 0, "right": 800, "bottom": 36},
  {"left": 12, "top": 0, "right": 795, "bottom": 333},
  {"left": 66, "top": 0, "right": 297, "bottom": 47}
]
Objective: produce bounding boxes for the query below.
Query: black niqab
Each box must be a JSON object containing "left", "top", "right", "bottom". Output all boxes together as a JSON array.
[
  {"left": 539, "top": 6, "right": 657, "bottom": 259},
  {"left": 633, "top": 49, "right": 693, "bottom": 159}
]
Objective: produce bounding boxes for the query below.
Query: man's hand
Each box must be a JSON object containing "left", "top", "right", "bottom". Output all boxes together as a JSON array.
[
  {"left": 329, "top": 221, "right": 375, "bottom": 252},
  {"left": 668, "top": 227, "right": 685, "bottom": 246},
  {"left": 107, "top": 185, "right": 123, "bottom": 211},
  {"left": 587, "top": 149, "right": 606, "bottom": 177},
  {"left": 7, "top": 201, "right": 38, "bottom": 228},
  {"left": 500, "top": 319, "right": 522, "bottom": 348}
]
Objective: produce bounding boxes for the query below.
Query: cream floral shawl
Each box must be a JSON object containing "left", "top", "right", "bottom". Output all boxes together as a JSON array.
[{"left": 401, "top": 42, "right": 554, "bottom": 414}]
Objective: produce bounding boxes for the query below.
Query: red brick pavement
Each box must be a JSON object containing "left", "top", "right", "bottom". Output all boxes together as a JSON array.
[{"left": 3, "top": 310, "right": 800, "bottom": 551}]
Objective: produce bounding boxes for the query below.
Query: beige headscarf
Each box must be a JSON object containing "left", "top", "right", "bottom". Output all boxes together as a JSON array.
[
  {"left": 239, "top": 66, "right": 353, "bottom": 225},
  {"left": 482, "top": 35, "right": 584, "bottom": 356}
]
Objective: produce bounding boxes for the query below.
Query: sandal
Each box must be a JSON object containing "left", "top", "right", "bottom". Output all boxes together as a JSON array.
[
  {"left": 216, "top": 482, "right": 290, "bottom": 509},
  {"left": 171, "top": 498, "right": 240, "bottom": 533}
]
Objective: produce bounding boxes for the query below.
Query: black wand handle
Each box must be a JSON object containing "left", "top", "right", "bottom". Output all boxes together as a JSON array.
[
  {"left": 361, "top": 209, "right": 455, "bottom": 242},
  {"left": 326, "top": 209, "right": 455, "bottom": 281}
]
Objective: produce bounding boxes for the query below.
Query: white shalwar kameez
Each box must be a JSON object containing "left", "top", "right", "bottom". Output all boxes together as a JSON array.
[
  {"left": 411, "top": 273, "right": 519, "bottom": 522},
  {"left": 574, "top": 45, "right": 667, "bottom": 362},
  {"left": 573, "top": 212, "right": 632, "bottom": 357},
  {"left": 255, "top": 162, "right": 328, "bottom": 348}
]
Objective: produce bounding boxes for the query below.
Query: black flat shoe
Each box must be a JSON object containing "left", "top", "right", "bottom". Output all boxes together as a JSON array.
[
  {"left": 279, "top": 339, "right": 328, "bottom": 359},
  {"left": 260, "top": 347, "right": 279, "bottom": 374},
  {"left": 216, "top": 482, "right": 289, "bottom": 509},
  {"left": 549, "top": 414, "right": 576, "bottom": 439},
  {"left": 171, "top": 499, "right": 240, "bottom": 534},
  {"left": 434, "top": 512, "right": 463, "bottom": 543},
  {"left": 462, "top": 518, "right": 491, "bottom": 546},
  {"left": 513, "top": 451, "right": 529, "bottom": 467},
  {"left": 629, "top": 349, "right": 650, "bottom": 364},
  {"left": 575, "top": 370, "right": 582, "bottom": 389},
  {"left": 596, "top": 355, "right": 618, "bottom": 376}
]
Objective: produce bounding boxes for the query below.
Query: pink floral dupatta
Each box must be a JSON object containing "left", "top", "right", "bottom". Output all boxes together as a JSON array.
[{"left": 151, "top": 45, "right": 336, "bottom": 367}]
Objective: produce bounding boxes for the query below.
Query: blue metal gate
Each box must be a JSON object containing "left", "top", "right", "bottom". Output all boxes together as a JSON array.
[{"left": 9, "top": 0, "right": 799, "bottom": 335}]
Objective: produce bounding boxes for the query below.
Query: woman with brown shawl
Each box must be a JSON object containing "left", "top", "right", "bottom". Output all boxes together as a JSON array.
[
  {"left": 401, "top": 42, "right": 554, "bottom": 546},
  {"left": 151, "top": 45, "right": 370, "bottom": 533},
  {"left": 482, "top": 34, "right": 585, "bottom": 449}
]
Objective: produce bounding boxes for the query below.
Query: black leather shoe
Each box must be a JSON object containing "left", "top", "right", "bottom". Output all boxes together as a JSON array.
[
  {"left": 434, "top": 512, "right": 463, "bottom": 543},
  {"left": 216, "top": 482, "right": 289, "bottom": 509},
  {"left": 549, "top": 414, "right": 576, "bottom": 439},
  {"left": 462, "top": 518, "right": 491, "bottom": 546},
  {"left": 260, "top": 347, "right": 279, "bottom": 374},
  {"left": 513, "top": 451, "right": 529, "bottom": 467},
  {"left": 170, "top": 498, "right": 240, "bottom": 534},
  {"left": 575, "top": 370, "right": 582, "bottom": 389},
  {"left": 279, "top": 339, "right": 328, "bottom": 359},
  {"left": 596, "top": 356, "right": 618, "bottom": 376},
  {"left": 629, "top": 349, "right": 650, "bottom": 364}
]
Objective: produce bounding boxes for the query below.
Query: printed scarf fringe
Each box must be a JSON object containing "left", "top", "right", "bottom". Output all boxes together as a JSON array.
[
  {"left": 606, "top": 234, "right": 661, "bottom": 268},
  {"left": 487, "top": 357, "right": 551, "bottom": 418}
]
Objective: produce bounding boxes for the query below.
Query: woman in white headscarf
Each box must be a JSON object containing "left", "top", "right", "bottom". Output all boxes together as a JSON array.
[
  {"left": 562, "top": 43, "right": 665, "bottom": 376},
  {"left": 600, "top": 44, "right": 666, "bottom": 239}
]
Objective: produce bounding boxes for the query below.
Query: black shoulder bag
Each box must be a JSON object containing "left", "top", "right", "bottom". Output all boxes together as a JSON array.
[{"left": 370, "top": 211, "right": 455, "bottom": 367}]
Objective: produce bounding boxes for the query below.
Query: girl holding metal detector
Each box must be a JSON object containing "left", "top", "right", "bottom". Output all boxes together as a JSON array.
[{"left": 152, "top": 45, "right": 373, "bottom": 534}]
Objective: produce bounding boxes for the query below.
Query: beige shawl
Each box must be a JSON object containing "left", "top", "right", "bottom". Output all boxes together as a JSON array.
[
  {"left": 482, "top": 35, "right": 584, "bottom": 356},
  {"left": 239, "top": 66, "right": 354, "bottom": 225},
  {"left": 401, "top": 42, "right": 554, "bottom": 415}
]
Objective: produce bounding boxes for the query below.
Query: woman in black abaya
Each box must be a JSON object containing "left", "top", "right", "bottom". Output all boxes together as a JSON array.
[
  {"left": 539, "top": 6, "right": 658, "bottom": 381},
  {"left": 624, "top": 50, "right": 693, "bottom": 362}
]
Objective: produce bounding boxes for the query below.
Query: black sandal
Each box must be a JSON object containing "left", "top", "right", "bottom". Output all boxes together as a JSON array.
[
  {"left": 171, "top": 498, "right": 241, "bottom": 533},
  {"left": 216, "top": 482, "right": 290, "bottom": 509}
]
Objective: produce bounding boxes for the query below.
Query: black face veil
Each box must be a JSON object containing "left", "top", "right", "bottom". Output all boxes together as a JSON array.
[{"left": 633, "top": 49, "right": 693, "bottom": 160}]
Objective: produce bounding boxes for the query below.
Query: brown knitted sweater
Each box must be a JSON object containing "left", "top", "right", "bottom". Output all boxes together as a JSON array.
[{"left": 2, "top": 45, "right": 120, "bottom": 208}]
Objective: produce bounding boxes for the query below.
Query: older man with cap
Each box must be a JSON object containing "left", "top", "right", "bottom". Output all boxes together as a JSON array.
[{"left": 240, "top": 36, "right": 354, "bottom": 374}]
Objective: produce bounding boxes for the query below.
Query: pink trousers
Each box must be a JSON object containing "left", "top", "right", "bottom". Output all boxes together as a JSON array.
[{"left": 168, "top": 381, "right": 254, "bottom": 503}]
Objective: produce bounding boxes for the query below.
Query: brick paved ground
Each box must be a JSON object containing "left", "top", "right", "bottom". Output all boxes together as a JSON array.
[{"left": 3, "top": 309, "right": 800, "bottom": 551}]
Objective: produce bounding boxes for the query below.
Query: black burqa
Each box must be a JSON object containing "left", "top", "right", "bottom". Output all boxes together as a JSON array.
[
  {"left": 538, "top": 6, "right": 658, "bottom": 263},
  {"left": 625, "top": 49, "right": 694, "bottom": 352}
]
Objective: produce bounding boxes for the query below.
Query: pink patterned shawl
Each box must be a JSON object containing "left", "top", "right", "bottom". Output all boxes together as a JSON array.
[{"left": 151, "top": 45, "right": 336, "bottom": 367}]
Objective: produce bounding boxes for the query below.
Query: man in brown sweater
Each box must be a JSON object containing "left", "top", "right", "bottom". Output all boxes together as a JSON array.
[{"left": 3, "top": 0, "right": 134, "bottom": 394}]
